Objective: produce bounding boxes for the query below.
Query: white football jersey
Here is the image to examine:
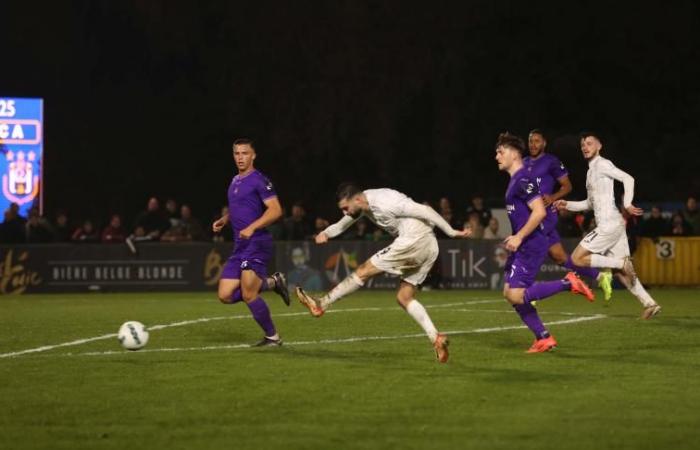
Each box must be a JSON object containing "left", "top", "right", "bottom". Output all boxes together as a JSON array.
[
  {"left": 323, "top": 188, "right": 457, "bottom": 239},
  {"left": 363, "top": 189, "right": 433, "bottom": 238},
  {"left": 567, "top": 155, "right": 635, "bottom": 230}
]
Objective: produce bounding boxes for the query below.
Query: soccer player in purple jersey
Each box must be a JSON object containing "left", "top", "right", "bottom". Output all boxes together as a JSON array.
[
  {"left": 525, "top": 129, "right": 613, "bottom": 300},
  {"left": 212, "top": 138, "right": 291, "bottom": 347},
  {"left": 495, "top": 132, "right": 594, "bottom": 353}
]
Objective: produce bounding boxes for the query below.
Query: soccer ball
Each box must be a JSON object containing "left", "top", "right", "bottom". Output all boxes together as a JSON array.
[{"left": 118, "top": 321, "right": 149, "bottom": 351}]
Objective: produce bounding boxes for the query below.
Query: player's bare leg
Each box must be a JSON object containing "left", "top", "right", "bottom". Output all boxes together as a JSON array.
[
  {"left": 241, "top": 270, "right": 281, "bottom": 345},
  {"left": 296, "top": 259, "right": 382, "bottom": 317},
  {"left": 396, "top": 281, "right": 448, "bottom": 363},
  {"left": 217, "top": 278, "right": 241, "bottom": 304},
  {"left": 218, "top": 276, "right": 283, "bottom": 304}
]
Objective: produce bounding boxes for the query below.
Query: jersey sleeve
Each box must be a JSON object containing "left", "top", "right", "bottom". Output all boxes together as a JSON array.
[
  {"left": 256, "top": 175, "right": 278, "bottom": 201},
  {"left": 517, "top": 177, "right": 541, "bottom": 205},
  {"left": 395, "top": 198, "right": 458, "bottom": 237},
  {"left": 324, "top": 215, "right": 358, "bottom": 238},
  {"left": 599, "top": 160, "right": 635, "bottom": 208},
  {"left": 550, "top": 156, "right": 569, "bottom": 181}
]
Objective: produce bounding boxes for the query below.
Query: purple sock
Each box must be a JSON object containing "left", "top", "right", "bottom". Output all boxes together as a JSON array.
[
  {"left": 513, "top": 303, "right": 549, "bottom": 339},
  {"left": 246, "top": 297, "right": 276, "bottom": 337},
  {"left": 524, "top": 280, "right": 569, "bottom": 304},
  {"left": 230, "top": 289, "right": 243, "bottom": 304},
  {"left": 564, "top": 256, "right": 600, "bottom": 281}
]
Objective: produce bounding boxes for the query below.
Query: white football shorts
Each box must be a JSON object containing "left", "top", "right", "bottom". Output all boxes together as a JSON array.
[
  {"left": 370, "top": 233, "right": 439, "bottom": 286},
  {"left": 580, "top": 224, "right": 630, "bottom": 259}
]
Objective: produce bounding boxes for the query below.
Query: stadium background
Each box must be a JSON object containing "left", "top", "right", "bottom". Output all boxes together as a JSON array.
[{"left": 2, "top": 1, "right": 700, "bottom": 225}]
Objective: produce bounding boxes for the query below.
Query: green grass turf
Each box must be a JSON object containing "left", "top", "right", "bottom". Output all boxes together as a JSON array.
[{"left": 0, "top": 288, "right": 699, "bottom": 450}]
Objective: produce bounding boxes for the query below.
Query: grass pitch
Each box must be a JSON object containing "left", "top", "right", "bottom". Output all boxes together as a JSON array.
[{"left": 1, "top": 288, "right": 699, "bottom": 450}]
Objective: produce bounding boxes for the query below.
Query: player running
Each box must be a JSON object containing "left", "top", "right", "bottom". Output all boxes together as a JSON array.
[
  {"left": 554, "top": 132, "right": 661, "bottom": 319},
  {"left": 295, "top": 183, "right": 471, "bottom": 363},
  {"left": 525, "top": 129, "right": 613, "bottom": 300},
  {"left": 496, "top": 132, "right": 594, "bottom": 353},
  {"left": 212, "top": 138, "right": 291, "bottom": 347}
]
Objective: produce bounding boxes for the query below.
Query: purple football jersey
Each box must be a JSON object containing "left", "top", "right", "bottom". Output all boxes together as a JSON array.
[
  {"left": 524, "top": 153, "right": 568, "bottom": 233},
  {"left": 227, "top": 170, "right": 277, "bottom": 242},
  {"left": 505, "top": 167, "right": 546, "bottom": 249}
]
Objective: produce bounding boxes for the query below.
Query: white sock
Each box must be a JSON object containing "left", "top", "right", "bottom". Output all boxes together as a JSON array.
[
  {"left": 322, "top": 273, "right": 364, "bottom": 307},
  {"left": 590, "top": 254, "right": 624, "bottom": 269},
  {"left": 405, "top": 300, "right": 439, "bottom": 343},
  {"left": 617, "top": 273, "right": 656, "bottom": 307},
  {"left": 629, "top": 281, "right": 657, "bottom": 308}
]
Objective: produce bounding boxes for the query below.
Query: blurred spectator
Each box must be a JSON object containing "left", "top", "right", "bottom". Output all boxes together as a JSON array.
[
  {"left": 465, "top": 212, "right": 484, "bottom": 239},
  {"left": 466, "top": 195, "right": 492, "bottom": 228},
  {"left": 283, "top": 202, "right": 312, "bottom": 240},
  {"left": 681, "top": 196, "right": 699, "bottom": 235},
  {"left": 101, "top": 214, "right": 127, "bottom": 243},
  {"left": 212, "top": 206, "right": 232, "bottom": 242},
  {"left": 26, "top": 208, "right": 54, "bottom": 243},
  {"left": 483, "top": 217, "right": 505, "bottom": 240},
  {"left": 71, "top": 220, "right": 99, "bottom": 242},
  {"left": 161, "top": 224, "right": 187, "bottom": 242},
  {"left": 52, "top": 210, "right": 71, "bottom": 242},
  {"left": 179, "top": 204, "right": 205, "bottom": 241},
  {"left": 0, "top": 203, "right": 26, "bottom": 243},
  {"left": 639, "top": 206, "right": 670, "bottom": 238},
  {"left": 132, "top": 197, "right": 170, "bottom": 241},
  {"left": 670, "top": 212, "right": 691, "bottom": 236},
  {"left": 164, "top": 198, "right": 181, "bottom": 228}
]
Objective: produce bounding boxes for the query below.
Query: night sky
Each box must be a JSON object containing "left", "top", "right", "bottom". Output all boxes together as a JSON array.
[{"left": 4, "top": 1, "right": 700, "bottom": 225}]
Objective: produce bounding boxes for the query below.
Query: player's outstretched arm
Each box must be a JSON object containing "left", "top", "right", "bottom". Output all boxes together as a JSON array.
[
  {"left": 398, "top": 200, "right": 463, "bottom": 237},
  {"left": 555, "top": 198, "right": 591, "bottom": 212},
  {"left": 318, "top": 215, "right": 357, "bottom": 244}
]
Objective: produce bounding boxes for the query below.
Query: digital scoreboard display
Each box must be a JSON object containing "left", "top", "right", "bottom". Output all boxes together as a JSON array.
[{"left": 0, "top": 97, "right": 43, "bottom": 217}]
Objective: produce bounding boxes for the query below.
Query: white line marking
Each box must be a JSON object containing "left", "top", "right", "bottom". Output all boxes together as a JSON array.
[
  {"left": 0, "top": 300, "right": 504, "bottom": 359},
  {"left": 59, "top": 314, "right": 607, "bottom": 358},
  {"left": 0, "top": 298, "right": 594, "bottom": 359}
]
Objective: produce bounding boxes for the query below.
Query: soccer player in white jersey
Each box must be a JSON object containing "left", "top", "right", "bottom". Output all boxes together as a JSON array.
[
  {"left": 554, "top": 132, "right": 661, "bottom": 319},
  {"left": 295, "top": 183, "right": 471, "bottom": 363}
]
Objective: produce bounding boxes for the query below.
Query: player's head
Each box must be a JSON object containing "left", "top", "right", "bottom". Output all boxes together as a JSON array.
[
  {"left": 495, "top": 132, "right": 525, "bottom": 172},
  {"left": 336, "top": 182, "right": 364, "bottom": 218},
  {"left": 232, "top": 138, "right": 256, "bottom": 172},
  {"left": 528, "top": 129, "right": 547, "bottom": 158},
  {"left": 579, "top": 131, "right": 602, "bottom": 160}
]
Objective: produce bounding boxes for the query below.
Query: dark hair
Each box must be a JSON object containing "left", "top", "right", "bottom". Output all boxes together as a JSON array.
[
  {"left": 233, "top": 138, "right": 255, "bottom": 149},
  {"left": 495, "top": 132, "right": 526, "bottom": 154},
  {"left": 580, "top": 131, "right": 603, "bottom": 143},
  {"left": 528, "top": 128, "right": 546, "bottom": 140},
  {"left": 336, "top": 182, "right": 363, "bottom": 201}
]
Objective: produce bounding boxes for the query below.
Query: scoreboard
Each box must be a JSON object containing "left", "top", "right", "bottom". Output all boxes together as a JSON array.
[{"left": 0, "top": 97, "right": 43, "bottom": 217}]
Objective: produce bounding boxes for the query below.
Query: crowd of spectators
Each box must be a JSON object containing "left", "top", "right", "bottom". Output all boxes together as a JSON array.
[{"left": 1, "top": 195, "right": 698, "bottom": 246}]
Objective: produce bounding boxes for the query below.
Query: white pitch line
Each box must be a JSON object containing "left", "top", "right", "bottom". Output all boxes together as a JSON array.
[
  {"left": 0, "top": 299, "right": 503, "bottom": 359},
  {"left": 61, "top": 314, "right": 606, "bottom": 358}
]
